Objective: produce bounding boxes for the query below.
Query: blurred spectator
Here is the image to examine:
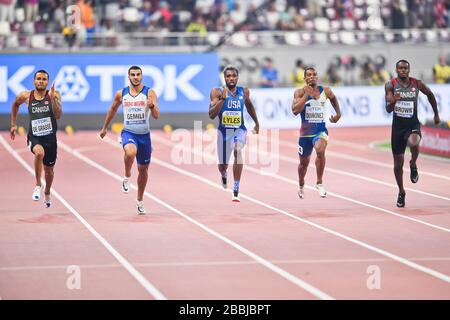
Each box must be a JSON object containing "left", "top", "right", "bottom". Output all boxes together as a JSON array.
[
  {"left": 264, "top": 2, "right": 279, "bottom": 30},
  {"left": 369, "top": 63, "right": 391, "bottom": 85},
  {"left": 391, "top": 0, "right": 406, "bottom": 43},
  {"left": 433, "top": 54, "right": 450, "bottom": 83},
  {"left": 97, "top": 18, "right": 117, "bottom": 46},
  {"left": 78, "top": 0, "right": 95, "bottom": 45},
  {"left": 0, "top": 0, "right": 15, "bottom": 22},
  {"left": 291, "top": 59, "right": 305, "bottom": 87},
  {"left": 63, "top": 25, "right": 77, "bottom": 48},
  {"left": 260, "top": 57, "right": 278, "bottom": 88},
  {"left": 323, "top": 64, "right": 342, "bottom": 86},
  {"left": 186, "top": 14, "right": 207, "bottom": 45},
  {"left": 159, "top": 1, "right": 173, "bottom": 27},
  {"left": 186, "top": 14, "right": 207, "bottom": 34},
  {"left": 25, "top": 0, "right": 39, "bottom": 22}
]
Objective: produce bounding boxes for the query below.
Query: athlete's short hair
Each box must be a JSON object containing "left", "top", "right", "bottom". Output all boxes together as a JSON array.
[
  {"left": 128, "top": 65, "right": 142, "bottom": 75},
  {"left": 304, "top": 67, "right": 316, "bottom": 76},
  {"left": 396, "top": 59, "right": 410, "bottom": 68},
  {"left": 223, "top": 65, "right": 239, "bottom": 76},
  {"left": 34, "top": 70, "right": 49, "bottom": 79}
]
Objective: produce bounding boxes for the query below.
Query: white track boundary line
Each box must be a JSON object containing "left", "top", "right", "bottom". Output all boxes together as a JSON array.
[
  {"left": 3, "top": 256, "right": 450, "bottom": 271},
  {"left": 276, "top": 137, "right": 450, "bottom": 180},
  {"left": 134, "top": 135, "right": 450, "bottom": 283},
  {"left": 151, "top": 133, "right": 450, "bottom": 233},
  {"left": 368, "top": 139, "right": 450, "bottom": 163},
  {"left": 246, "top": 146, "right": 449, "bottom": 202},
  {"left": 0, "top": 135, "right": 167, "bottom": 300},
  {"left": 59, "top": 139, "right": 334, "bottom": 300}
]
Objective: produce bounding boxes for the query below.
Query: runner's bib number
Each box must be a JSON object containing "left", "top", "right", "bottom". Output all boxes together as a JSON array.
[
  {"left": 124, "top": 108, "right": 146, "bottom": 125},
  {"left": 305, "top": 105, "right": 325, "bottom": 123},
  {"left": 31, "top": 117, "right": 53, "bottom": 136},
  {"left": 221, "top": 111, "right": 242, "bottom": 128},
  {"left": 394, "top": 101, "right": 414, "bottom": 118}
]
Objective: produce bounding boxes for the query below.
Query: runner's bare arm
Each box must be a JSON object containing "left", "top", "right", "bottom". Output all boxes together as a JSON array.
[
  {"left": 51, "top": 91, "right": 62, "bottom": 119},
  {"left": 209, "top": 88, "right": 225, "bottom": 119},
  {"left": 291, "top": 88, "right": 307, "bottom": 115},
  {"left": 49, "top": 82, "right": 62, "bottom": 119},
  {"left": 148, "top": 89, "right": 160, "bottom": 120},
  {"left": 10, "top": 91, "right": 30, "bottom": 140},
  {"left": 385, "top": 81, "right": 397, "bottom": 113},
  {"left": 100, "top": 90, "right": 122, "bottom": 138},
  {"left": 418, "top": 80, "right": 440, "bottom": 124},
  {"left": 244, "top": 87, "right": 259, "bottom": 134},
  {"left": 324, "top": 87, "right": 341, "bottom": 123}
]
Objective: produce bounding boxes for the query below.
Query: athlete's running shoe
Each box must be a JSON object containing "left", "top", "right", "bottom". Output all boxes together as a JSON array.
[
  {"left": 232, "top": 190, "right": 240, "bottom": 202},
  {"left": 32, "top": 185, "right": 41, "bottom": 201},
  {"left": 44, "top": 193, "right": 51, "bottom": 208},
  {"left": 297, "top": 186, "right": 304, "bottom": 199},
  {"left": 316, "top": 184, "right": 327, "bottom": 198},
  {"left": 137, "top": 200, "right": 146, "bottom": 215},
  {"left": 410, "top": 162, "right": 419, "bottom": 183},
  {"left": 396, "top": 192, "right": 406, "bottom": 208},
  {"left": 122, "top": 177, "right": 130, "bottom": 193}
]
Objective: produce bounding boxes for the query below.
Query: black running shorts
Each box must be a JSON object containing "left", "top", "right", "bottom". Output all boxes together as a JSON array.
[
  {"left": 391, "top": 123, "right": 421, "bottom": 155},
  {"left": 27, "top": 134, "right": 57, "bottom": 167}
]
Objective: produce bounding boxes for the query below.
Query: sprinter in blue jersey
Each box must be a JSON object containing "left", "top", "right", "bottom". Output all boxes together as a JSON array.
[
  {"left": 209, "top": 65, "right": 260, "bottom": 202},
  {"left": 100, "top": 66, "right": 160, "bottom": 215},
  {"left": 292, "top": 67, "right": 341, "bottom": 199}
]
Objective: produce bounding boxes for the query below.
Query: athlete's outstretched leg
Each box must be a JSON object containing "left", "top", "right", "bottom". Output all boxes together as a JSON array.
[
  {"left": 297, "top": 155, "right": 310, "bottom": 199},
  {"left": 233, "top": 146, "right": 243, "bottom": 184},
  {"left": 314, "top": 138, "right": 327, "bottom": 185},
  {"left": 137, "top": 164, "right": 149, "bottom": 202},
  {"left": 135, "top": 164, "right": 148, "bottom": 214},
  {"left": 218, "top": 164, "right": 228, "bottom": 188},
  {"left": 31, "top": 144, "right": 44, "bottom": 201},
  {"left": 124, "top": 143, "right": 137, "bottom": 177},
  {"left": 43, "top": 165, "right": 54, "bottom": 207},
  {"left": 122, "top": 143, "right": 136, "bottom": 193},
  {"left": 231, "top": 142, "right": 244, "bottom": 201},
  {"left": 393, "top": 153, "right": 406, "bottom": 207},
  {"left": 32, "top": 145, "right": 44, "bottom": 187},
  {"left": 408, "top": 133, "right": 420, "bottom": 183}
]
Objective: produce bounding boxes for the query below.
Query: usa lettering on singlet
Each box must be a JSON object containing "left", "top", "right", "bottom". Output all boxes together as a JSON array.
[
  {"left": 392, "top": 77, "right": 419, "bottom": 120},
  {"left": 122, "top": 86, "right": 150, "bottom": 134},
  {"left": 28, "top": 90, "right": 57, "bottom": 137},
  {"left": 218, "top": 86, "right": 246, "bottom": 130}
]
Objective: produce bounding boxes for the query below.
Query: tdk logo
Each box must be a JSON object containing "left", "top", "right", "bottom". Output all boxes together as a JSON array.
[
  {"left": 55, "top": 66, "right": 90, "bottom": 102},
  {"left": 0, "top": 64, "right": 204, "bottom": 102}
]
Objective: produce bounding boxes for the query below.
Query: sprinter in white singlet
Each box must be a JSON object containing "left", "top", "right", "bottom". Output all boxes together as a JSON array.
[{"left": 100, "top": 66, "right": 160, "bottom": 215}]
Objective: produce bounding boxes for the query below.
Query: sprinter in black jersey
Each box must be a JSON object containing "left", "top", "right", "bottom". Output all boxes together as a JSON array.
[
  {"left": 385, "top": 60, "right": 440, "bottom": 208},
  {"left": 10, "top": 70, "right": 62, "bottom": 208}
]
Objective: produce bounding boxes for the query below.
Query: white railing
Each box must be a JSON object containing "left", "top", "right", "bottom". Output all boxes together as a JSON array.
[{"left": 0, "top": 28, "right": 449, "bottom": 51}]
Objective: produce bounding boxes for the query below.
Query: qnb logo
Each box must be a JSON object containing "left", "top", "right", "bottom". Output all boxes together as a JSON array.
[{"left": 55, "top": 66, "right": 90, "bottom": 102}]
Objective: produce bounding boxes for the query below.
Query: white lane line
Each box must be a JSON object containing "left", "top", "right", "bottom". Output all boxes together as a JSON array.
[
  {"left": 246, "top": 145, "right": 450, "bottom": 202},
  {"left": 0, "top": 135, "right": 167, "bottom": 300},
  {"left": 139, "top": 134, "right": 450, "bottom": 283},
  {"left": 152, "top": 133, "right": 450, "bottom": 233},
  {"left": 368, "top": 140, "right": 450, "bottom": 163},
  {"left": 59, "top": 139, "right": 334, "bottom": 300},
  {"left": 273, "top": 136, "right": 450, "bottom": 180},
  {"left": 3, "top": 256, "right": 450, "bottom": 271}
]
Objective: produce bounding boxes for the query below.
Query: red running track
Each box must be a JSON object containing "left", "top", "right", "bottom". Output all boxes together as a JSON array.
[{"left": 0, "top": 126, "right": 449, "bottom": 299}]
